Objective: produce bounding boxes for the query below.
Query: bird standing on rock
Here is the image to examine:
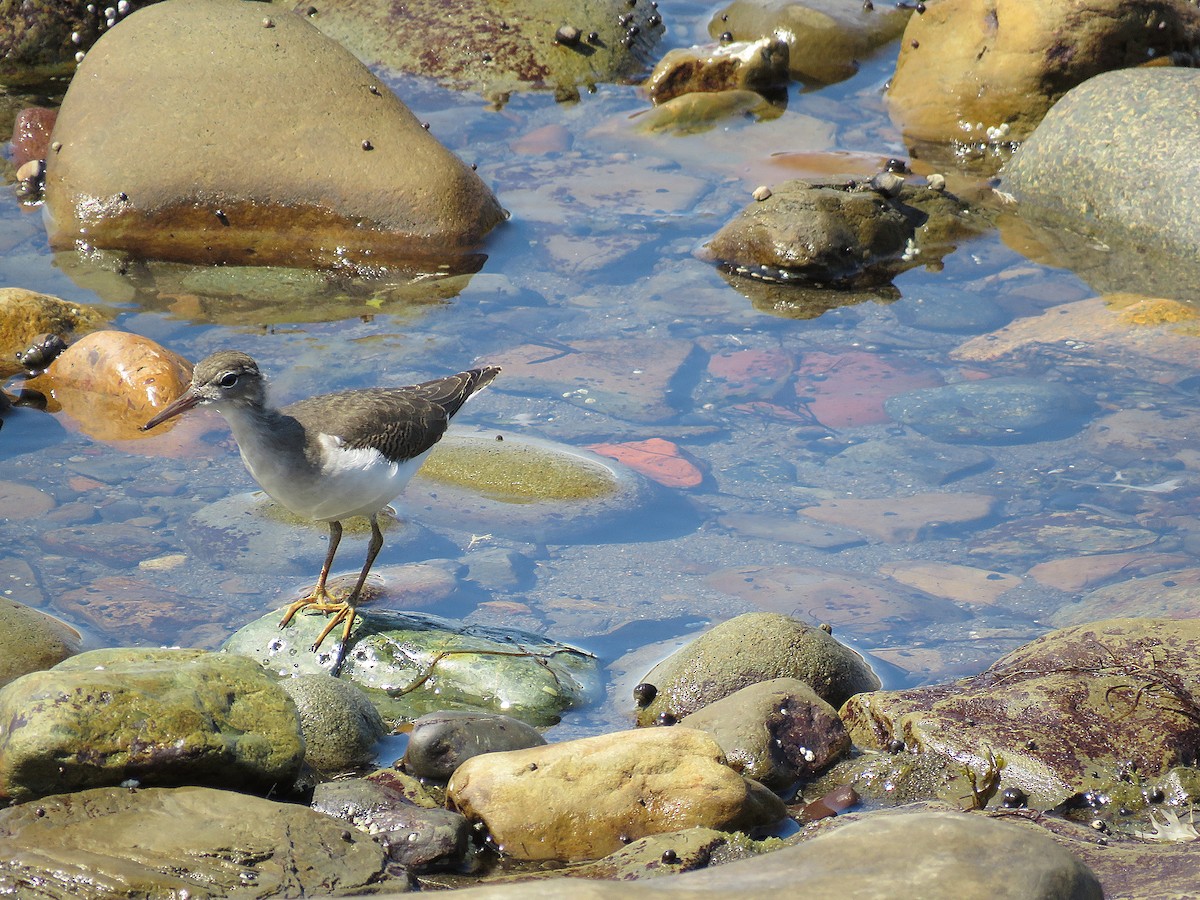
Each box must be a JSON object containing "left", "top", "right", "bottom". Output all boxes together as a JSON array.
[{"left": 142, "top": 349, "right": 500, "bottom": 673}]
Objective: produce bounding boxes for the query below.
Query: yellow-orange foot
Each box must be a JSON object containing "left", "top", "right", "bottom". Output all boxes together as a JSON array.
[{"left": 277, "top": 587, "right": 336, "bottom": 630}]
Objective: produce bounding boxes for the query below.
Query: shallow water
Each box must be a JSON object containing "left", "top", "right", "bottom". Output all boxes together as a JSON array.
[{"left": 2, "top": 12, "right": 1194, "bottom": 742}]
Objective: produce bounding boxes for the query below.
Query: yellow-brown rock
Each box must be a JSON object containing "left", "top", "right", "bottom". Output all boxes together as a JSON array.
[
  {"left": 30, "top": 331, "right": 192, "bottom": 442},
  {"left": 0, "top": 288, "right": 106, "bottom": 378},
  {"left": 887, "top": 0, "right": 1200, "bottom": 147},
  {"left": 44, "top": 0, "right": 506, "bottom": 272},
  {"left": 446, "top": 727, "right": 785, "bottom": 861}
]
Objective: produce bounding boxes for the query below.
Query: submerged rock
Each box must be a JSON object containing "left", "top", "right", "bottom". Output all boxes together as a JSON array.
[
  {"left": 635, "top": 612, "right": 880, "bottom": 726},
  {"left": 0, "top": 785, "right": 404, "bottom": 898},
  {"left": 225, "top": 608, "right": 601, "bottom": 726},
  {"left": 44, "top": 0, "right": 505, "bottom": 272},
  {"left": 0, "top": 648, "right": 304, "bottom": 802},
  {"left": 446, "top": 726, "right": 786, "bottom": 861},
  {"left": 645, "top": 39, "right": 789, "bottom": 104}
]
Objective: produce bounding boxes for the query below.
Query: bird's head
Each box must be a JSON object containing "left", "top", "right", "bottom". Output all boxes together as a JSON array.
[{"left": 141, "top": 350, "right": 265, "bottom": 431}]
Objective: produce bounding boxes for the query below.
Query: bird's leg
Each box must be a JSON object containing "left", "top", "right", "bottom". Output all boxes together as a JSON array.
[
  {"left": 278, "top": 520, "right": 343, "bottom": 629},
  {"left": 313, "top": 514, "right": 385, "bottom": 675}
]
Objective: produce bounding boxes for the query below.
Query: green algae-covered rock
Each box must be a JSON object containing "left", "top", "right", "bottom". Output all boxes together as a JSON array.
[
  {"left": 635, "top": 612, "right": 880, "bottom": 727},
  {"left": 0, "top": 597, "right": 80, "bottom": 688},
  {"left": 0, "top": 648, "right": 304, "bottom": 802},
  {"left": 226, "top": 609, "right": 601, "bottom": 726}
]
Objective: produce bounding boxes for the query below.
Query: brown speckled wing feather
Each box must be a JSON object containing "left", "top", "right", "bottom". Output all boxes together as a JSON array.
[{"left": 284, "top": 367, "right": 499, "bottom": 463}]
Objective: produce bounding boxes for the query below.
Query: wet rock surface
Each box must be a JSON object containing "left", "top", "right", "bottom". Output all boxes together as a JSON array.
[
  {"left": 703, "top": 179, "right": 976, "bottom": 288},
  {"left": 710, "top": 0, "right": 910, "bottom": 84},
  {"left": 0, "top": 598, "right": 81, "bottom": 688},
  {"left": 635, "top": 612, "right": 881, "bottom": 725},
  {"left": 269, "top": 0, "right": 666, "bottom": 101},
  {"left": 888, "top": 0, "right": 1200, "bottom": 148},
  {"left": 0, "top": 648, "right": 304, "bottom": 802},
  {"left": 680, "top": 677, "right": 850, "bottom": 789},
  {"left": 0, "top": 785, "right": 405, "bottom": 898},
  {"left": 279, "top": 674, "right": 388, "bottom": 772},
  {"left": 842, "top": 618, "right": 1200, "bottom": 809},
  {"left": 44, "top": 0, "right": 505, "bottom": 270},
  {"left": 311, "top": 778, "right": 471, "bottom": 872},
  {"left": 225, "top": 608, "right": 601, "bottom": 726},
  {"left": 1001, "top": 68, "right": 1200, "bottom": 291},
  {"left": 645, "top": 38, "right": 789, "bottom": 104},
  {"left": 446, "top": 726, "right": 786, "bottom": 861},
  {"left": 0, "top": 289, "right": 105, "bottom": 379},
  {"left": 403, "top": 710, "right": 547, "bottom": 781}
]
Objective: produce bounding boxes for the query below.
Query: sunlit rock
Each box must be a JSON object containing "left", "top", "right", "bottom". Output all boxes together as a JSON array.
[
  {"left": 403, "top": 710, "right": 546, "bottom": 781},
  {"left": 0, "top": 288, "right": 105, "bottom": 379},
  {"left": 842, "top": 618, "right": 1200, "bottom": 810},
  {"left": 0, "top": 598, "right": 80, "bottom": 688},
  {"left": 0, "top": 648, "right": 304, "bottom": 802},
  {"left": 0, "top": 785, "right": 402, "bottom": 897},
  {"left": 278, "top": 674, "right": 387, "bottom": 771},
  {"left": 44, "top": 0, "right": 506, "bottom": 272},
  {"left": 645, "top": 39, "right": 789, "bottom": 104},
  {"left": 0, "top": 0, "right": 144, "bottom": 85},
  {"left": 26, "top": 330, "right": 192, "bottom": 442},
  {"left": 630, "top": 89, "right": 783, "bottom": 134},
  {"left": 888, "top": 0, "right": 1200, "bottom": 149},
  {"left": 634, "top": 612, "right": 880, "bottom": 726},
  {"left": 709, "top": 0, "right": 910, "bottom": 84},
  {"left": 446, "top": 727, "right": 786, "bottom": 861},
  {"left": 268, "top": 0, "right": 666, "bottom": 102}
]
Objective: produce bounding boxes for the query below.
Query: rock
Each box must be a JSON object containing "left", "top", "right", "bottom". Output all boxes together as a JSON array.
[
  {"left": 888, "top": 0, "right": 1200, "bottom": 147},
  {"left": 0, "top": 598, "right": 81, "bottom": 688},
  {"left": 50, "top": 575, "right": 226, "bottom": 646},
  {"left": 25, "top": 331, "right": 192, "bottom": 442},
  {"left": 279, "top": 674, "right": 388, "bottom": 772},
  {"left": 1001, "top": 68, "right": 1200, "bottom": 294},
  {"left": 632, "top": 88, "right": 787, "bottom": 134},
  {"left": 1049, "top": 568, "right": 1200, "bottom": 626},
  {"left": 10, "top": 106, "right": 56, "bottom": 168},
  {"left": 0, "top": 648, "right": 304, "bottom": 802},
  {"left": 437, "top": 806, "right": 1101, "bottom": 897},
  {"left": 403, "top": 710, "right": 547, "bottom": 781},
  {"left": 798, "top": 492, "right": 996, "bottom": 543},
  {"left": 634, "top": 612, "right": 880, "bottom": 726},
  {"left": 225, "top": 608, "right": 601, "bottom": 726},
  {"left": 883, "top": 377, "right": 1093, "bottom": 445},
  {"left": 267, "top": 0, "right": 665, "bottom": 102},
  {"left": 645, "top": 39, "right": 789, "bottom": 104},
  {"left": 792, "top": 349, "right": 944, "bottom": 428},
  {"left": 0, "top": 785, "right": 405, "bottom": 898},
  {"left": 311, "top": 778, "right": 470, "bottom": 872},
  {"left": 710, "top": 0, "right": 911, "bottom": 84},
  {"left": 446, "top": 727, "right": 786, "bottom": 861},
  {"left": 44, "top": 0, "right": 505, "bottom": 271},
  {"left": 587, "top": 438, "right": 704, "bottom": 489},
  {"left": 966, "top": 509, "right": 1160, "bottom": 566},
  {"left": 405, "top": 431, "right": 662, "bottom": 544},
  {"left": 0, "top": 288, "right": 105, "bottom": 379},
  {"left": 0, "top": 0, "right": 143, "bottom": 85},
  {"left": 702, "top": 179, "right": 976, "bottom": 288},
  {"left": 680, "top": 678, "right": 850, "bottom": 788},
  {"left": 842, "top": 618, "right": 1200, "bottom": 809}
]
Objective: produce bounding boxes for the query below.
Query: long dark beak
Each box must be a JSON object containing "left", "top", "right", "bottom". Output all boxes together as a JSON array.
[{"left": 141, "top": 387, "right": 202, "bottom": 431}]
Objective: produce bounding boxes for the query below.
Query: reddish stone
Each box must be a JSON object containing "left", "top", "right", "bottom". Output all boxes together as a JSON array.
[
  {"left": 588, "top": 438, "right": 704, "bottom": 489},
  {"left": 794, "top": 350, "right": 942, "bottom": 428},
  {"left": 11, "top": 107, "right": 57, "bottom": 169}
]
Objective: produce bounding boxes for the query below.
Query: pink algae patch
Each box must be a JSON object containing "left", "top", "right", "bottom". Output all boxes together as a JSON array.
[{"left": 588, "top": 438, "right": 704, "bottom": 489}]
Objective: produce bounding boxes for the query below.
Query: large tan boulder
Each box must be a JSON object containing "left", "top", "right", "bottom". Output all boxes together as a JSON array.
[
  {"left": 44, "top": 0, "right": 506, "bottom": 271},
  {"left": 887, "top": 0, "right": 1200, "bottom": 147},
  {"left": 446, "top": 726, "right": 785, "bottom": 861}
]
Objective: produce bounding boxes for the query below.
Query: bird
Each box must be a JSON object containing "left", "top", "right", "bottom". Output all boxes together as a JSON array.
[{"left": 142, "top": 350, "right": 500, "bottom": 673}]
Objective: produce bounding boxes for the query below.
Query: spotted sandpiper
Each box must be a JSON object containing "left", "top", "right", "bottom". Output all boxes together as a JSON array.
[{"left": 142, "top": 350, "right": 500, "bottom": 673}]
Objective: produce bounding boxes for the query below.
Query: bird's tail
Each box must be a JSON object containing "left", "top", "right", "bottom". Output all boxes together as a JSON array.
[{"left": 415, "top": 366, "right": 501, "bottom": 419}]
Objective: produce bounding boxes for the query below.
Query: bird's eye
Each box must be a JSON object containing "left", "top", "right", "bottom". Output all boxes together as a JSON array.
[{"left": 219, "top": 372, "right": 239, "bottom": 388}]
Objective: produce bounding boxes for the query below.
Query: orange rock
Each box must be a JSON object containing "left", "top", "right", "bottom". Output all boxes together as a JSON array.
[
  {"left": 587, "top": 438, "right": 703, "bottom": 489},
  {"left": 795, "top": 350, "right": 942, "bottom": 428},
  {"left": 32, "top": 331, "right": 193, "bottom": 444}
]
